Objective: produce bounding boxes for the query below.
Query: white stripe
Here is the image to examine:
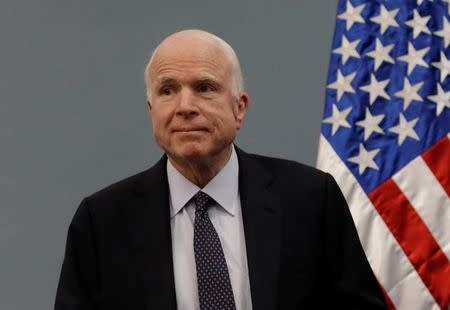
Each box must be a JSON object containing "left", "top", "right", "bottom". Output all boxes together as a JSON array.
[
  {"left": 317, "top": 135, "right": 439, "bottom": 310},
  {"left": 392, "top": 155, "right": 450, "bottom": 260}
]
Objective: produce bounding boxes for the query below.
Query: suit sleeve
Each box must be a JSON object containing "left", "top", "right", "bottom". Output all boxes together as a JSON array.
[
  {"left": 323, "top": 173, "right": 388, "bottom": 309},
  {"left": 54, "top": 198, "right": 100, "bottom": 310}
]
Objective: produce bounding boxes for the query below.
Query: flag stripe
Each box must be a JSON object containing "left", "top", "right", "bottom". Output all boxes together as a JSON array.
[
  {"left": 422, "top": 136, "right": 450, "bottom": 198},
  {"left": 317, "top": 135, "right": 439, "bottom": 310},
  {"left": 392, "top": 156, "right": 450, "bottom": 261},
  {"left": 368, "top": 179, "right": 450, "bottom": 309}
]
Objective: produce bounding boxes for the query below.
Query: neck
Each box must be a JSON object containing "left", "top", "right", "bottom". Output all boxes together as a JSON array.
[{"left": 167, "top": 146, "right": 233, "bottom": 188}]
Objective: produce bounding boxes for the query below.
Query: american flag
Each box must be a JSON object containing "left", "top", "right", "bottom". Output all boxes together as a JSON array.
[{"left": 316, "top": 0, "right": 450, "bottom": 309}]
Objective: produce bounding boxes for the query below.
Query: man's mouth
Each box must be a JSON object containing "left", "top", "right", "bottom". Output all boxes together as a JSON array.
[{"left": 172, "top": 127, "right": 209, "bottom": 132}]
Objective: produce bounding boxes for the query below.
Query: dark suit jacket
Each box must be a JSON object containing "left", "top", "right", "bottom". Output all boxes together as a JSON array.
[{"left": 55, "top": 147, "right": 387, "bottom": 309}]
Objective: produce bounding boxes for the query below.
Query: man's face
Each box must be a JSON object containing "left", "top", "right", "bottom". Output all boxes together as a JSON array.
[{"left": 147, "top": 34, "right": 248, "bottom": 165}]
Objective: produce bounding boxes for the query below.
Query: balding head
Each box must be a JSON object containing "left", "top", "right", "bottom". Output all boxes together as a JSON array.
[{"left": 144, "top": 29, "right": 244, "bottom": 99}]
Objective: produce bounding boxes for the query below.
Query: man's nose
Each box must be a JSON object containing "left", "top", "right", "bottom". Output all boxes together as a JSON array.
[{"left": 176, "top": 88, "right": 199, "bottom": 117}]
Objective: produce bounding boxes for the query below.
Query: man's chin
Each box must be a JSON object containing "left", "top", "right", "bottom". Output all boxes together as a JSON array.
[
  {"left": 171, "top": 144, "right": 209, "bottom": 161},
  {"left": 165, "top": 141, "right": 232, "bottom": 165}
]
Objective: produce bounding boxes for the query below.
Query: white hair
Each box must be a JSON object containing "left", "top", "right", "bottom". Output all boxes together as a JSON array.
[{"left": 144, "top": 30, "right": 244, "bottom": 100}]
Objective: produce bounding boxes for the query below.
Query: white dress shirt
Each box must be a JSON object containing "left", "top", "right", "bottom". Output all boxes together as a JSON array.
[{"left": 167, "top": 146, "right": 253, "bottom": 310}]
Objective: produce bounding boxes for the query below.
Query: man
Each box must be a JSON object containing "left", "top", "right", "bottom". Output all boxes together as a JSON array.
[{"left": 55, "top": 29, "right": 387, "bottom": 309}]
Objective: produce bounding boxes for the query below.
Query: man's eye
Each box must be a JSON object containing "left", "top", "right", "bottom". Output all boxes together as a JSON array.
[
  {"left": 196, "top": 84, "right": 214, "bottom": 93},
  {"left": 160, "top": 87, "right": 174, "bottom": 96}
]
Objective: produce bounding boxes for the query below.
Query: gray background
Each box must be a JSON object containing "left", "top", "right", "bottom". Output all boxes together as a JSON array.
[{"left": 0, "top": 1, "right": 338, "bottom": 309}]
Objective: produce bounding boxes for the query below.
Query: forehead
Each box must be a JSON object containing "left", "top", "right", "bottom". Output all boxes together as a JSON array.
[{"left": 150, "top": 36, "right": 232, "bottom": 83}]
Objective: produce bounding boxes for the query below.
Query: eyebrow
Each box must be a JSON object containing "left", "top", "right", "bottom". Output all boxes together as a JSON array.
[
  {"left": 156, "top": 76, "right": 178, "bottom": 85},
  {"left": 195, "top": 74, "right": 218, "bottom": 83},
  {"left": 194, "top": 77, "right": 220, "bottom": 86}
]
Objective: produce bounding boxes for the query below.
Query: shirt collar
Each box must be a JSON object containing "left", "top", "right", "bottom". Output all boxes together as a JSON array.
[{"left": 167, "top": 145, "right": 239, "bottom": 218}]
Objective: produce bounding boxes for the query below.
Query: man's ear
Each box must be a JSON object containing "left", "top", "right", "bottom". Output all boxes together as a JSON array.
[
  {"left": 147, "top": 100, "right": 152, "bottom": 112},
  {"left": 235, "top": 92, "right": 249, "bottom": 129}
]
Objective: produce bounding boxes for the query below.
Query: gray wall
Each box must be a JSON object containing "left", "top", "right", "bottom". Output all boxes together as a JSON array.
[{"left": 0, "top": 1, "right": 338, "bottom": 309}]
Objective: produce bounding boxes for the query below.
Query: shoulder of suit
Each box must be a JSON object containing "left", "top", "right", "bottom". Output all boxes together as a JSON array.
[
  {"left": 87, "top": 168, "right": 152, "bottom": 200},
  {"left": 83, "top": 153, "right": 166, "bottom": 203},
  {"left": 68, "top": 167, "right": 156, "bottom": 227},
  {"left": 240, "top": 152, "right": 337, "bottom": 203},
  {"left": 244, "top": 151, "right": 328, "bottom": 180}
]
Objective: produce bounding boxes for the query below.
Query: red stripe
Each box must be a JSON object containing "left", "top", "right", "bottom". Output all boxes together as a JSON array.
[
  {"left": 369, "top": 179, "right": 450, "bottom": 309},
  {"left": 422, "top": 136, "right": 450, "bottom": 198}
]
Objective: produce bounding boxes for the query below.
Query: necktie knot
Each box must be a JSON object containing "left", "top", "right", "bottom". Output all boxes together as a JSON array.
[{"left": 194, "top": 191, "right": 213, "bottom": 213}]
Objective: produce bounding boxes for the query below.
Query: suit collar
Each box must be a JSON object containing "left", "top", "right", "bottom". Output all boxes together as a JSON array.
[{"left": 235, "top": 146, "right": 281, "bottom": 310}]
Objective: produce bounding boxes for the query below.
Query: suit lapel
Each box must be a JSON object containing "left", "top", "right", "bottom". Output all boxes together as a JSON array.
[
  {"left": 236, "top": 147, "right": 281, "bottom": 310},
  {"left": 124, "top": 155, "right": 177, "bottom": 310}
]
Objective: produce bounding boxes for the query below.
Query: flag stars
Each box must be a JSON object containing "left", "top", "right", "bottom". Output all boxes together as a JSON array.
[
  {"left": 432, "top": 51, "right": 450, "bottom": 82},
  {"left": 389, "top": 113, "right": 420, "bottom": 145},
  {"left": 348, "top": 144, "right": 380, "bottom": 175},
  {"left": 398, "top": 42, "right": 429, "bottom": 75},
  {"left": 360, "top": 74, "right": 390, "bottom": 105},
  {"left": 327, "top": 70, "right": 356, "bottom": 101},
  {"left": 427, "top": 83, "right": 450, "bottom": 116},
  {"left": 338, "top": 1, "right": 366, "bottom": 31},
  {"left": 356, "top": 108, "right": 385, "bottom": 141},
  {"left": 405, "top": 10, "right": 431, "bottom": 39},
  {"left": 366, "top": 38, "right": 395, "bottom": 71},
  {"left": 370, "top": 4, "right": 399, "bottom": 35},
  {"left": 394, "top": 78, "right": 423, "bottom": 111},
  {"left": 434, "top": 16, "right": 450, "bottom": 49},
  {"left": 323, "top": 104, "right": 352, "bottom": 135},
  {"left": 333, "top": 35, "right": 360, "bottom": 64}
]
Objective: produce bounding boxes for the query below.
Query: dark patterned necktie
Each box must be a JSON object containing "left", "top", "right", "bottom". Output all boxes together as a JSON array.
[{"left": 193, "top": 191, "right": 237, "bottom": 310}]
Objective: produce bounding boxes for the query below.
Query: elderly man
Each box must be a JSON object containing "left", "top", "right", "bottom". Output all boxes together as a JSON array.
[{"left": 55, "top": 30, "right": 387, "bottom": 310}]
